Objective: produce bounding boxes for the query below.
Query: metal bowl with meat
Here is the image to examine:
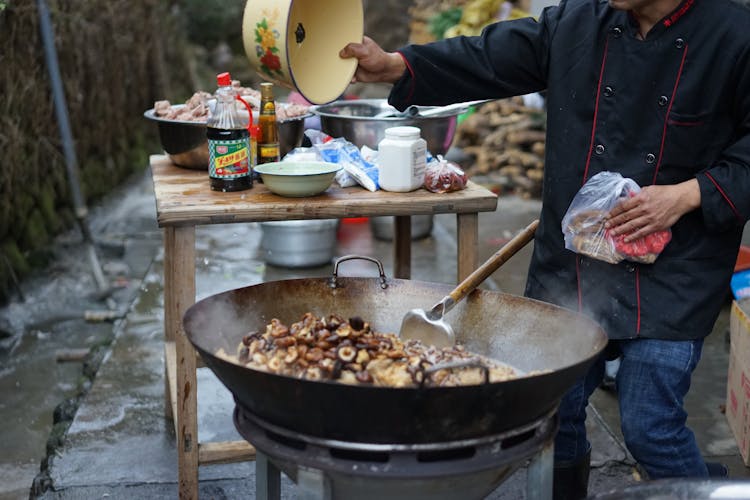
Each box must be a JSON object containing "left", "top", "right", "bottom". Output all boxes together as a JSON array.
[{"left": 144, "top": 93, "right": 312, "bottom": 170}]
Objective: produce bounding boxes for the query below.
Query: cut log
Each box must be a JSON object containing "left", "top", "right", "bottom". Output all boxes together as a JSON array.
[{"left": 56, "top": 348, "right": 90, "bottom": 363}]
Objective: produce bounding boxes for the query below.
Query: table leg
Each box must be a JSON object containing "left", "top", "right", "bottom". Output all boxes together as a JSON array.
[
  {"left": 164, "top": 226, "right": 197, "bottom": 499},
  {"left": 456, "top": 213, "right": 479, "bottom": 281},
  {"left": 163, "top": 229, "right": 175, "bottom": 423},
  {"left": 393, "top": 216, "right": 412, "bottom": 279}
]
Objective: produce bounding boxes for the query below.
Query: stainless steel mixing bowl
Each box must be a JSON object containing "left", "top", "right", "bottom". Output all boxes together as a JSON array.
[
  {"left": 143, "top": 105, "right": 311, "bottom": 170},
  {"left": 310, "top": 99, "right": 460, "bottom": 155}
]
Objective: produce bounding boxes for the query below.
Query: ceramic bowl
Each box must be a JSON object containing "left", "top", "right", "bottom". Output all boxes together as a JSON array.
[
  {"left": 254, "top": 161, "right": 342, "bottom": 197},
  {"left": 242, "top": 0, "right": 363, "bottom": 104}
]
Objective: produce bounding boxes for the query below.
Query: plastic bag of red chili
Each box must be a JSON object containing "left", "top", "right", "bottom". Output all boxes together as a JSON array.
[
  {"left": 424, "top": 156, "right": 468, "bottom": 193},
  {"left": 561, "top": 171, "right": 672, "bottom": 264}
]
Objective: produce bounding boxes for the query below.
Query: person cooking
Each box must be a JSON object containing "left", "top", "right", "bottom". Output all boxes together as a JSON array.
[{"left": 339, "top": 0, "right": 750, "bottom": 498}]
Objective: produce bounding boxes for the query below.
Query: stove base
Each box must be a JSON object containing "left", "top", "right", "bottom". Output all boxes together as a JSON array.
[
  {"left": 257, "top": 443, "right": 553, "bottom": 500},
  {"left": 235, "top": 406, "right": 556, "bottom": 500}
]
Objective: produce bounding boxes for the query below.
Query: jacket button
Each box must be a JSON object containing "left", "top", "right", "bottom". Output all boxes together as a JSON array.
[
  {"left": 675, "top": 38, "right": 685, "bottom": 49},
  {"left": 626, "top": 264, "right": 636, "bottom": 272},
  {"left": 611, "top": 26, "right": 623, "bottom": 38},
  {"left": 595, "top": 144, "right": 605, "bottom": 155},
  {"left": 645, "top": 153, "right": 656, "bottom": 164},
  {"left": 603, "top": 86, "right": 614, "bottom": 97},
  {"left": 658, "top": 95, "right": 669, "bottom": 106}
]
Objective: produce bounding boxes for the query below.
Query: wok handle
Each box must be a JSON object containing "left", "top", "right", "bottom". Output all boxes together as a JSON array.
[
  {"left": 445, "top": 219, "right": 539, "bottom": 310},
  {"left": 329, "top": 255, "right": 388, "bottom": 289}
]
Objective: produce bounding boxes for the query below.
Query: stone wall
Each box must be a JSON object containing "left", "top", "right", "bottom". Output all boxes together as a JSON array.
[{"left": 0, "top": 1, "right": 193, "bottom": 301}]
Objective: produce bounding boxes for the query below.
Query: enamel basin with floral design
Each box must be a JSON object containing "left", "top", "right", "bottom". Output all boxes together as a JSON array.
[{"left": 242, "top": 0, "right": 364, "bottom": 104}]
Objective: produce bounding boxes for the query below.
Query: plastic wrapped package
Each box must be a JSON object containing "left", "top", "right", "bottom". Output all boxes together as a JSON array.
[
  {"left": 562, "top": 171, "right": 672, "bottom": 264},
  {"left": 305, "top": 130, "right": 379, "bottom": 191},
  {"left": 424, "top": 156, "right": 468, "bottom": 193}
]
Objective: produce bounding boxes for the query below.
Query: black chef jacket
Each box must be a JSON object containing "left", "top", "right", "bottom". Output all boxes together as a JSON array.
[{"left": 389, "top": 0, "right": 750, "bottom": 340}]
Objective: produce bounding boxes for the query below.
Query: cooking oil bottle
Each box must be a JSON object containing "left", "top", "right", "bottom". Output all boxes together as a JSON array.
[
  {"left": 207, "top": 72, "right": 254, "bottom": 192},
  {"left": 256, "top": 82, "right": 281, "bottom": 178}
]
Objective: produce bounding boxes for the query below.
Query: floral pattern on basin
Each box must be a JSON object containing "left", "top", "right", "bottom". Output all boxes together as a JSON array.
[
  {"left": 242, "top": 0, "right": 364, "bottom": 104},
  {"left": 254, "top": 17, "right": 283, "bottom": 78}
]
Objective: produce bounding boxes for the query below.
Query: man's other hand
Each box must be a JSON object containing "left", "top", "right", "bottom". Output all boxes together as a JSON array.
[{"left": 605, "top": 179, "right": 701, "bottom": 242}]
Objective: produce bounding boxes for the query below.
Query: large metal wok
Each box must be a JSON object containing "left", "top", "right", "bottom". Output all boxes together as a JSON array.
[{"left": 183, "top": 258, "right": 607, "bottom": 444}]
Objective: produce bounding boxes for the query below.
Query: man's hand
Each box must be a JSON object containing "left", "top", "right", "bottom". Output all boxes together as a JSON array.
[
  {"left": 605, "top": 179, "right": 701, "bottom": 242},
  {"left": 339, "top": 36, "right": 406, "bottom": 84}
]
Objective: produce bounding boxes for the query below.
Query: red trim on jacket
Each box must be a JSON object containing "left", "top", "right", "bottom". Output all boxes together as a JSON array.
[
  {"left": 667, "top": 119, "right": 703, "bottom": 127},
  {"left": 663, "top": 0, "right": 695, "bottom": 27},
  {"left": 652, "top": 43, "right": 689, "bottom": 185},
  {"left": 582, "top": 37, "right": 610, "bottom": 184},
  {"left": 704, "top": 172, "right": 744, "bottom": 222},
  {"left": 396, "top": 51, "right": 416, "bottom": 104},
  {"left": 577, "top": 36, "right": 612, "bottom": 314}
]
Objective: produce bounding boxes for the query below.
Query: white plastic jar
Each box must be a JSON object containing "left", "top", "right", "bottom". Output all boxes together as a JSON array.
[{"left": 377, "top": 126, "right": 427, "bottom": 192}]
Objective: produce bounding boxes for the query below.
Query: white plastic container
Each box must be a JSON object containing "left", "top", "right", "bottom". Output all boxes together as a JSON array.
[{"left": 377, "top": 126, "right": 427, "bottom": 192}]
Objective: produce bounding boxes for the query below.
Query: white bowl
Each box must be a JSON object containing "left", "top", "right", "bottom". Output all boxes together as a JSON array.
[{"left": 254, "top": 161, "right": 342, "bottom": 197}]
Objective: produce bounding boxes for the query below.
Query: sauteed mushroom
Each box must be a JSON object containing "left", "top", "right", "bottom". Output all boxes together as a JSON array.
[{"left": 222, "top": 313, "right": 522, "bottom": 388}]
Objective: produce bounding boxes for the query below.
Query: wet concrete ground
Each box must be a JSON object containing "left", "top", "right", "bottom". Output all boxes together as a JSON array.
[
  {"left": 1, "top": 168, "right": 748, "bottom": 499},
  {"left": 0, "top": 173, "right": 164, "bottom": 500}
]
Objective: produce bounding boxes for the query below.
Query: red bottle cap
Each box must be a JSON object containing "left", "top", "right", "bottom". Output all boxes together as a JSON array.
[{"left": 216, "top": 72, "right": 232, "bottom": 86}]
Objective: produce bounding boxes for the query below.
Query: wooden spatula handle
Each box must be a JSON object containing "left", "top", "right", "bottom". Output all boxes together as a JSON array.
[{"left": 447, "top": 219, "right": 539, "bottom": 306}]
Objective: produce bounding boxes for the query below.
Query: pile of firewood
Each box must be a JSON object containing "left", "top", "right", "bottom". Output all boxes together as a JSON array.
[
  {"left": 407, "top": 2, "right": 547, "bottom": 199},
  {"left": 453, "top": 97, "right": 547, "bottom": 199},
  {"left": 406, "top": 1, "right": 547, "bottom": 199}
]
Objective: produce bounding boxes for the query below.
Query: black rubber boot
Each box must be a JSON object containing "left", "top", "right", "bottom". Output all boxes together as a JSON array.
[
  {"left": 553, "top": 451, "right": 591, "bottom": 500},
  {"left": 706, "top": 461, "right": 729, "bottom": 477}
]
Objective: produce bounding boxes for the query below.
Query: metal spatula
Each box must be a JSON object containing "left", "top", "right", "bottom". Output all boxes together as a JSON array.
[{"left": 399, "top": 219, "right": 540, "bottom": 347}]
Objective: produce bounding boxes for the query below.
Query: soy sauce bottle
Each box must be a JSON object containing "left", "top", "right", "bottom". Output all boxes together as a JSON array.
[{"left": 207, "top": 72, "right": 253, "bottom": 192}]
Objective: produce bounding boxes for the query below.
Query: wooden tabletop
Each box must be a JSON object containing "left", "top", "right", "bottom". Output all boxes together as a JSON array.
[{"left": 150, "top": 155, "right": 498, "bottom": 227}]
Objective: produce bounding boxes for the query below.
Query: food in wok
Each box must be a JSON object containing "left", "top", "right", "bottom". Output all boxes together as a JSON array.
[{"left": 216, "top": 312, "right": 523, "bottom": 388}]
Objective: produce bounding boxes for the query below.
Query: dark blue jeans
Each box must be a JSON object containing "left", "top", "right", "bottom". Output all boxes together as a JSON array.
[{"left": 554, "top": 337, "right": 708, "bottom": 479}]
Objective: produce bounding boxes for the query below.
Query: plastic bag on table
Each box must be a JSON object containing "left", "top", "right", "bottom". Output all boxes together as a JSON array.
[
  {"left": 561, "top": 171, "right": 672, "bottom": 264},
  {"left": 282, "top": 147, "right": 321, "bottom": 162},
  {"left": 304, "top": 130, "right": 379, "bottom": 191},
  {"left": 304, "top": 130, "right": 355, "bottom": 187},
  {"left": 424, "top": 155, "right": 468, "bottom": 193}
]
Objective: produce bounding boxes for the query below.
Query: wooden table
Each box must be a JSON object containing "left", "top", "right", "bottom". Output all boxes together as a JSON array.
[{"left": 149, "top": 154, "right": 498, "bottom": 498}]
